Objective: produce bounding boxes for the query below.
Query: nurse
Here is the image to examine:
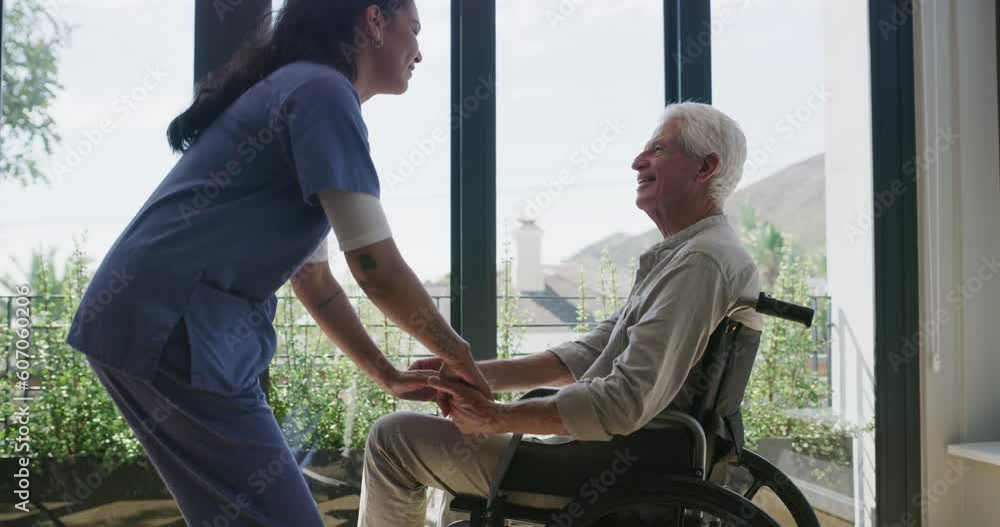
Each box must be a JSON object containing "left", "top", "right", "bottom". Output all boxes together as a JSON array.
[{"left": 64, "top": 0, "right": 488, "bottom": 524}]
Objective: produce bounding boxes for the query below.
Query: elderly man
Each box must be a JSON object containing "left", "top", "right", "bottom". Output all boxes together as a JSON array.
[{"left": 357, "top": 102, "right": 763, "bottom": 526}]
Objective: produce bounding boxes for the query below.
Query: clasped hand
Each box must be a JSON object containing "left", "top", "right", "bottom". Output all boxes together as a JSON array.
[{"left": 406, "top": 356, "right": 502, "bottom": 435}]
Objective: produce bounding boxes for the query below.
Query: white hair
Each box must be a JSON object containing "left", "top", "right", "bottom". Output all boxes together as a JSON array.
[{"left": 659, "top": 102, "right": 747, "bottom": 206}]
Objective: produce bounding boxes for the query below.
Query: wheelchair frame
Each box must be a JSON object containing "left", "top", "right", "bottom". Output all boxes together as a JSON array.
[{"left": 448, "top": 293, "right": 822, "bottom": 527}]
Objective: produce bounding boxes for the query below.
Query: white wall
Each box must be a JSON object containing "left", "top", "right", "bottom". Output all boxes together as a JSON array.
[
  {"left": 824, "top": 0, "right": 877, "bottom": 523},
  {"left": 915, "top": 0, "right": 1000, "bottom": 525}
]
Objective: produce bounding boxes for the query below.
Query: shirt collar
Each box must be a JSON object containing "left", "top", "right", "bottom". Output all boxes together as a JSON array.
[{"left": 643, "top": 213, "right": 729, "bottom": 257}]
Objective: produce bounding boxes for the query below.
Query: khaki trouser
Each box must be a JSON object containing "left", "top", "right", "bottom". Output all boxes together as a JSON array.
[{"left": 358, "top": 411, "right": 572, "bottom": 527}]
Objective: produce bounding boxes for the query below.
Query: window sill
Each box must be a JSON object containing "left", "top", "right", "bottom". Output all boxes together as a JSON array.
[{"left": 947, "top": 442, "right": 1000, "bottom": 467}]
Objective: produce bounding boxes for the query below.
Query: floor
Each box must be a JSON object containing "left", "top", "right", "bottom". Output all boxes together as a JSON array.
[
  {"left": 3, "top": 493, "right": 854, "bottom": 527},
  {"left": 1, "top": 495, "right": 360, "bottom": 526}
]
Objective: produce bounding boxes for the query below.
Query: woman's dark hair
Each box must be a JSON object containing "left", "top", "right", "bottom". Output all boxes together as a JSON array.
[{"left": 167, "top": 0, "right": 410, "bottom": 153}]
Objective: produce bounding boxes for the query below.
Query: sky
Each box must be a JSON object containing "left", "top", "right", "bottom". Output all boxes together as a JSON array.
[{"left": 0, "top": 0, "right": 827, "bottom": 287}]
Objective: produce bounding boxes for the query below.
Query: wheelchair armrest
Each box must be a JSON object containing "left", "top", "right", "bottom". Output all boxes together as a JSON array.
[{"left": 657, "top": 410, "right": 709, "bottom": 480}]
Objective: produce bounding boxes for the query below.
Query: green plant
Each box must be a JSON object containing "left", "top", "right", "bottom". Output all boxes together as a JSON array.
[
  {"left": 0, "top": 241, "right": 142, "bottom": 472},
  {"left": 495, "top": 238, "right": 529, "bottom": 402},
  {"left": 1, "top": 247, "right": 73, "bottom": 317},
  {"left": 267, "top": 279, "right": 407, "bottom": 454},
  {"left": 595, "top": 248, "right": 626, "bottom": 321},
  {"left": 2, "top": 0, "right": 73, "bottom": 186},
  {"left": 573, "top": 264, "right": 590, "bottom": 333},
  {"left": 739, "top": 204, "right": 786, "bottom": 287},
  {"left": 0, "top": 247, "right": 421, "bottom": 466},
  {"left": 740, "top": 228, "right": 865, "bottom": 475},
  {"left": 497, "top": 238, "right": 527, "bottom": 363}
]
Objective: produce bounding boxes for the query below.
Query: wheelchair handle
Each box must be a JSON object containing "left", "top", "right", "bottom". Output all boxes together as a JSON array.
[{"left": 736, "top": 293, "right": 815, "bottom": 328}]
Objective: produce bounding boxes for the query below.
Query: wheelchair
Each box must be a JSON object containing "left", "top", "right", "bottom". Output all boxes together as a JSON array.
[{"left": 447, "top": 293, "right": 821, "bottom": 527}]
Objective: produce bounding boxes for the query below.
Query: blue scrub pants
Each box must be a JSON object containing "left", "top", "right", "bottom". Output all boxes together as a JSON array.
[{"left": 86, "top": 319, "right": 325, "bottom": 526}]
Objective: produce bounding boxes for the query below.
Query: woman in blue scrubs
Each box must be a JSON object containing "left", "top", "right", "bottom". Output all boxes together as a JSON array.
[{"left": 64, "top": 1, "right": 489, "bottom": 524}]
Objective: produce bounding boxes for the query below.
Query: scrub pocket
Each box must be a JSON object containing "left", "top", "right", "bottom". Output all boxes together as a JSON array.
[{"left": 181, "top": 280, "right": 277, "bottom": 395}]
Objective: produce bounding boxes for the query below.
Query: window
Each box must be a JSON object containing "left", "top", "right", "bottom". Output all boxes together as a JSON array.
[
  {"left": 1, "top": 0, "right": 195, "bottom": 522},
  {"left": 1, "top": 0, "right": 194, "bottom": 277},
  {"left": 711, "top": 0, "right": 876, "bottom": 523},
  {"left": 495, "top": 0, "right": 665, "bottom": 358}
]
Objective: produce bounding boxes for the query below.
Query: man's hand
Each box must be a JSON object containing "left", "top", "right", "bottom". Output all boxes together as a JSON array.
[
  {"left": 439, "top": 355, "right": 492, "bottom": 417},
  {"left": 408, "top": 356, "right": 444, "bottom": 371},
  {"left": 408, "top": 356, "right": 452, "bottom": 415},
  {"left": 407, "top": 355, "right": 492, "bottom": 416},
  {"left": 381, "top": 368, "right": 439, "bottom": 401},
  {"left": 428, "top": 376, "right": 504, "bottom": 435}
]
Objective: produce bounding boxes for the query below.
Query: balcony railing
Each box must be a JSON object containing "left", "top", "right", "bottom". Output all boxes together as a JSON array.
[{"left": 1, "top": 293, "right": 831, "bottom": 366}]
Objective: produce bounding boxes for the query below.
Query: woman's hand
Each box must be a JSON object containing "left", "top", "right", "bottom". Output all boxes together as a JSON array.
[
  {"left": 381, "top": 368, "right": 439, "bottom": 401},
  {"left": 439, "top": 352, "right": 492, "bottom": 417},
  {"left": 407, "top": 356, "right": 444, "bottom": 372},
  {"left": 408, "top": 352, "right": 492, "bottom": 417},
  {"left": 444, "top": 343, "right": 493, "bottom": 397},
  {"left": 407, "top": 356, "right": 450, "bottom": 414},
  {"left": 428, "top": 376, "right": 504, "bottom": 435}
]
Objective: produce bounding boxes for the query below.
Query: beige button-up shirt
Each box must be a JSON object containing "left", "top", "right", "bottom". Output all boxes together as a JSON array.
[{"left": 548, "top": 214, "right": 762, "bottom": 441}]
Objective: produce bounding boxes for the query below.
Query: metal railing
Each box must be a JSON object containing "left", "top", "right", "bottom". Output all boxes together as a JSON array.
[{"left": 1, "top": 293, "right": 831, "bottom": 367}]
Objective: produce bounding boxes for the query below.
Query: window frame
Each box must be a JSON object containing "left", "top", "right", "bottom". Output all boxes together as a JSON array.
[
  {"left": 676, "top": 1, "right": 921, "bottom": 522},
  {"left": 191, "top": 2, "right": 921, "bottom": 523}
]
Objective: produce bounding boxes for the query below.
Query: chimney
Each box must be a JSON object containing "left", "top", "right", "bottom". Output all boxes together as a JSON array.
[{"left": 514, "top": 218, "right": 545, "bottom": 293}]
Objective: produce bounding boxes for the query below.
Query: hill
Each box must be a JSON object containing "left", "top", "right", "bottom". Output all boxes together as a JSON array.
[{"left": 553, "top": 153, "right": 826, "bottom": 288}]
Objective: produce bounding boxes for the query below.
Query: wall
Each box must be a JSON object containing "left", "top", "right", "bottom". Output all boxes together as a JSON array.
[
  {"left": 915, "top": 0, "right": 1000, "bottom": 525},
  {"left": 824, "top": 0, "right": 877, "bottom": 523}
]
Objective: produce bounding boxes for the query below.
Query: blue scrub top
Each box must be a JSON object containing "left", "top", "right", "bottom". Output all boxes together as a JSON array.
[{"left": 66, "top": 62, "right": 380, "bottom": 394}]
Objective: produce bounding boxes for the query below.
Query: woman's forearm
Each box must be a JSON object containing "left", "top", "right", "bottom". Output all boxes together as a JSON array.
[
  {"left": 291, "top": 263, "right": 396, "bottom": 384},
  {"left": 346, "top": 239, "right": 473, "bottom": 365},
  {"left": 480, "top": 351, "right": 575, "bottom": 392}
]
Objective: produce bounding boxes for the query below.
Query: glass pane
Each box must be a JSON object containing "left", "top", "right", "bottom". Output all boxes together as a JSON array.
[
  {"left": 269, "top": 4, "right": 453, "bottom": 524},
  {"left": 1, "top": 0, "right": 451, "bottom": 524},
  {"left": 1, "top": 0, "right": 194, "bottom": 523},
  {"left": 711, "top": 0, "right": 874, "bottom": 524},
  {"left": 496, "top": 0, "right": 665, "bottom": 365},
  {"left": 320, "top": 0, "right": 453, "bottom": 372}
]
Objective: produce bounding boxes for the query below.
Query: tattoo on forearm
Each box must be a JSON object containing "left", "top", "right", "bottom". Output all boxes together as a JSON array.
[
  {"left": 359, "top": 254, "right": 377, "bottom": 272},
  {"left": 409, "top": 304, "right": 463, "bottom": 360},
  {"left": 317, "top": 288, "right": 345, "bottom": 310}
]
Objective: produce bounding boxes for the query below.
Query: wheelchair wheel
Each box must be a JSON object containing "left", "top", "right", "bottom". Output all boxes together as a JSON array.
[
  {"left": 556, "top": 477, "right": 781, "bottom": 527},
  {"left": 715, "top": 451, "right": 820, "bottom": 527}
]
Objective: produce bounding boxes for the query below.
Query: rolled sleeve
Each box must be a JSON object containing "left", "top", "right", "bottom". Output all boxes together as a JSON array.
[
  {"left": 555, "top": 380, "right": 614, "bottom": 441},
  {"left": 317, "top": 190, "right": 393, "bottom": 252},
  {"left": 555, "top": 252, "right": 732, "bottom": 441},
  {"left": 546, "top": 307, "right": 623, "bottom": 379},
  {"left": 304, "top": 237, "right": 329, "bottom": 263},
  {"left": 547, "top": 344, "right": 599, "bottom": 380},
  {"left": 282, "top": 73, "right": 380, "bottom": 205}
]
